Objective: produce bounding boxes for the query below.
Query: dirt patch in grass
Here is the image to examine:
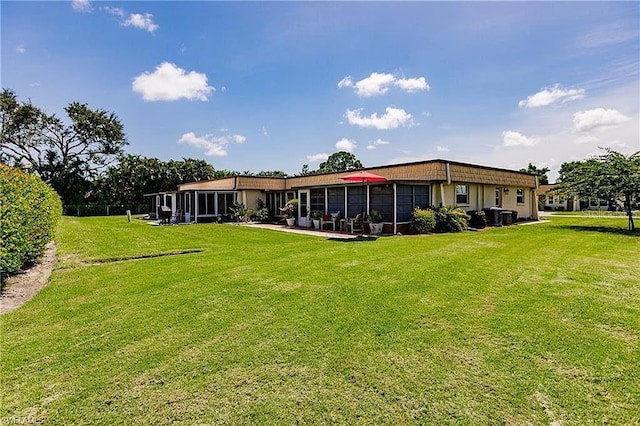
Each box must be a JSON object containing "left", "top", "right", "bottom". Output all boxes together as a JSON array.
[{"left": 0, "top": 241, "right": 57, "bottom": 315}]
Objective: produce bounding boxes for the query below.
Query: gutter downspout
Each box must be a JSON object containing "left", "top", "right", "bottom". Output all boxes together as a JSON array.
[
  {"left": 441, "top": 162, "right": 451, "bottom": 206},
  {"left": 533, "top": 176, "right": 539, "bottom": 220},
  {"left": 393, "top": 183, "right": 397, "bottom": 235},
  {"left": 194, "top": 191, "right": 198, "bottom": 223}
]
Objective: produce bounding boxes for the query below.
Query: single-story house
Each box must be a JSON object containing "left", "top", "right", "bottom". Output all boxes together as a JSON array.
[
  {"left": 147, "top": 159, "right": 539, "bottom": 234},
  {"left": 537, "top": 183, "right": 615, "bottom": 211}
]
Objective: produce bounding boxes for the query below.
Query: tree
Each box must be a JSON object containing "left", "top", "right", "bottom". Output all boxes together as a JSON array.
[
  {"left": 520, "top": 163, "right": 550, "bottom": 185},
  {"left": 1, "top": 89, "right": 127, "bottom": 204},
  {"left": 558, "top": 149, "right": 640, "bottom": 231},
  {"left": 93, "top": 155, "right": 217, "bottom": 206},
  {"left": 255, "top": 170, "right": 288, "bottom": 178},
  {"left": 318, "top": 151, "right": 363, "bottom": 173}
]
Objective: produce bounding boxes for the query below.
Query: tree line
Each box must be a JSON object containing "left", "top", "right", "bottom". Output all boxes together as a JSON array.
[{"left": 1, "top": 89, "right": 364, "bottom": 207}]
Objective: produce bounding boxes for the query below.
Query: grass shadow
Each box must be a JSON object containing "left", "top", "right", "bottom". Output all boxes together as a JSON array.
[
  {"left": 562, "top": 225, "right": 640, "bottom": 237},
  {"left": 327, "top": 236, "right": 380, "bottom": 243}
]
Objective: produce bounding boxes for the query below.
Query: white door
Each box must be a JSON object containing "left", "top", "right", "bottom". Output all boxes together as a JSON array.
[{"left": 298, "top": 189, "right": 310, "bottom": 226}]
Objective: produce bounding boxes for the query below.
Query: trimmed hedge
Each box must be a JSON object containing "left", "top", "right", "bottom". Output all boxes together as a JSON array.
[
  {"left": 1, "top": 164, "right": 62, "bottom": 275},
  {"left": 410, "top": 206, "right": 469, "bottom": 234},
  {"left": 433, "top": 205, "right": 469, "bottom": 233},
  {"left": 411, "top": 208, "right": 436, "bottom": 233}
]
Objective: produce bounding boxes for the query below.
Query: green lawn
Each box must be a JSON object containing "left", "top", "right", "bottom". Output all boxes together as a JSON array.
[{"left": 1, "top": 216, "right": 639, "bottom": 424}]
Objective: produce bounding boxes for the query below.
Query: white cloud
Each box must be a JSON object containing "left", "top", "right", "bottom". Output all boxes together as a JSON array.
[
  {"left": 307, "top": 153, "right": 329, "bottom": 163},
  {"left": 261, "top": 126, "right": 269, "bottom": 137},
  {"left": 367, "top": 138, "right": 390, "bottom": 150},
  {"left": 395, "top": 77, "right": 430, "bottom": 92},
  {"left": 178, "top": 132, "right": 245, "bottom": 157},
  {"left": 573, "top": 108, "right": 630, "bottom": 132},
  {"left": 502, "top": 130, "right": 539, "bottom": 147},
  {"left": 124, "top": 13, "right": 159, "bottom": 33},
  {"left": 576, "top": 22, "right": 640, "bottom": 49},
  {"left": 345, "top": 107, "right": 414, "bottom": 130},
  {"left": 338, "top": 72, "right": 429, "bottom": 97},
  {"left": 436, "top": 146, "right": 449, "bottom": 152},
  {"left": 72, "top": 0, "right": 91, "bottom": 12},
  {"left": 335, "top": 138, "right": 357, "bottom": 152},
  {"left": 518, "top": 84, "right": 585, "bottom": 108},
  {"left": 132, "top": 62, "right": 214, "bottom": 102},
  {"left": 16, "top": 45, "right": 26, "bottom": 54},
  {"left": 102, "top": 7, "right": 157, "bottom": 33},
  {"left": 353, "top": 72, "right": 396, "bottom": 97},
  {"left": 337, "top": 76, "right": 353, "bottom": 89},
  {"left": 103, "top": 6, "right": 125, "bottom": 17}
]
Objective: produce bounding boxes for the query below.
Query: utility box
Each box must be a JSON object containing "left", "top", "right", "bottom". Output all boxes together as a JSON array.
[
  {"left": 501, "top": 211, "right": 513, "bottom": 225},
  {"left": 483, "top": 207, "right": 504, "bottom": 226}
]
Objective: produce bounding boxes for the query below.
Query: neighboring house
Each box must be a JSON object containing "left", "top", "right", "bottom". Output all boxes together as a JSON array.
[
  {"left": 537, "top": 183, "right": 612, "bottom": 211},
  {"left": 147, "top": 159, "right": 539, "bottom": 234},
  {"left": 537, "top": 184, "right": 579, "bottom": 211}
]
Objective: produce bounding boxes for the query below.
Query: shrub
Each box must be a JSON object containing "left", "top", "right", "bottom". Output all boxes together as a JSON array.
[
  {"left": 229, "top": 201, "right": 247, "bottom": 222},
  {"left": 367, "top": 209, "right": 383, "bottom": 223},
  {"left": 254, "top": 207, "right": 271, "bottom": 222},
  {"left": 0, "top": 165, "right": 62, "bottom": 276},
  {"left": 433, "top": 205, "right": 468, "bottom": 233},
  {"left": 468, "top": 210, "right": 487, "bottom": 229},
  {"left": 411, "top": 208, "right": 436, "bottom": 234}
]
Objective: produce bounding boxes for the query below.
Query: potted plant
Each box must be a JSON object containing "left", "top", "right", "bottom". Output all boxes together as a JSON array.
[
  {"left": 280, "top": 198, "right": 298, "bottom": 227},
  {"left": 311, "top": 210, "right": 323, "bottom": 229},
  {"left": 367, "top": 209, "right": 384, "bottom": 235}
]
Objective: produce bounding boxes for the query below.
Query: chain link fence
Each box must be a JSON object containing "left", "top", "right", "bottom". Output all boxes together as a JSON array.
[{"left": 62, "top": 204, "right": 149, "bottom": 217}]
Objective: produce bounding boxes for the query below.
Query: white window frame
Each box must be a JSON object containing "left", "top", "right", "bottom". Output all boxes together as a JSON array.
[{"left": 455, "top": 184, "right": 469, "bottom": 205}]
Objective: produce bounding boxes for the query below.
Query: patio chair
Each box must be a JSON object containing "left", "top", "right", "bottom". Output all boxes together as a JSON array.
[
  {"left": 321, "top": 213, "right": 335, "bottom": 231},
  {"left": 347, "top": 213, "right": 363, "bottom": 233}
]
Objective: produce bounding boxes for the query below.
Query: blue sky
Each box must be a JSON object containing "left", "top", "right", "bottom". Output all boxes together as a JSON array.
[{"left": 2, "top": 1, "right": 639, "bottom": 180}]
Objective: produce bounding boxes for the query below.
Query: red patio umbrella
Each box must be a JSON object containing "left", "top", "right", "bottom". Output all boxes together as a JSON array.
[
  {"left": 340, "top": 171, "right": 388, "bottom": 184},
  {"left": 340, "top": 171, "right": 388, "bottom": 225}
]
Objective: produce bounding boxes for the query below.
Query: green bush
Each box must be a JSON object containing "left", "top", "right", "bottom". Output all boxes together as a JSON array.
[
  {"left": 0, "top": 164, "right": 62, "bottom": 276},
  {"left": 411, "top": 208, "right": 436, "bottom": 234},
  {"left": 468, "top": 210, "right": 487, "bottom": 229},
  {"left": 254, "top": 207, "right": 271, "bottom": 222},
  {"left": 433, "top": 205, "right": 468, "bottom": 233}
]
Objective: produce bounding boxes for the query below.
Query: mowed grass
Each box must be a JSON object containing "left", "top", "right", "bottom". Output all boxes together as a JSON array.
[{"left": 1, "top": 216, "right": 639, "bottom": 424}]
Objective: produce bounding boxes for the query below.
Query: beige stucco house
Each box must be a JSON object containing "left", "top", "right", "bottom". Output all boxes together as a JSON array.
[{"left": 149, "top": 159, "right": 539, "bottom": 234}]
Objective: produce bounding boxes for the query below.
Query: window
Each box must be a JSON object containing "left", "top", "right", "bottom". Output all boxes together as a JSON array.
[
  {"left": 327, "top": 187, "right": 345, "bottom": 216},
  {"left": 347, "top": 186, "right": 365, "bottom": 218},
  {"left": 217, "top": 193, "right": 235, "bottom": 215},
  {"left": 310, "top": 188, "right": 325, "bottom": 213},
  {"left": 207, "top": 194, "right": 216, "bottom": 214},
  {"left": 495, "top": 187, "right": 501, "bottom": 207},
  {"left": 455, "top": 184, "right": 469, "bottom": 205},
  {"left": 198, "top": 193, "right": 207, "bottom": 214},
  {"left": 517, "top": 188, "right": 524, "bottom": 204},
  {"left": 396, "top": 185, "right": 430, "bottom": 222},
  {"left": 548, "top": 196, "right": 554, "bottom": 205},
  {"left": 369, "top": 185, "right": 393, "bottom": 222}
]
